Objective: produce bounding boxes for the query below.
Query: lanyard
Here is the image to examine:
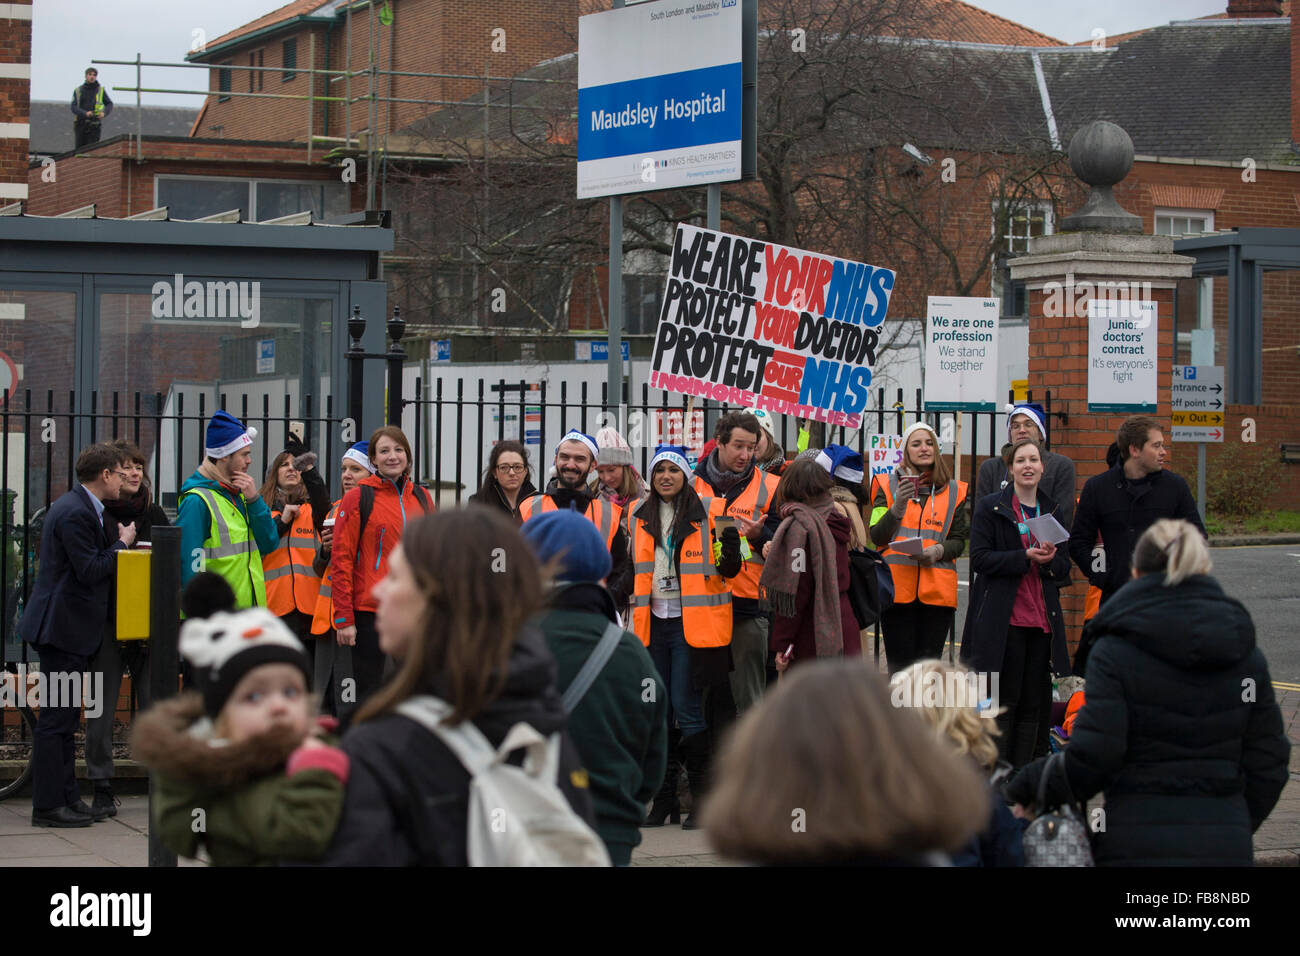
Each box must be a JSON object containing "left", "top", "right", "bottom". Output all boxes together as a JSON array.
[{"left": 1014, "top": 497, "right": 1038, "bottom": 544}]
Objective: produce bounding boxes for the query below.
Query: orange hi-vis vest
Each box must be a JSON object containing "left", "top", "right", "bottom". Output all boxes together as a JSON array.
[
  {"left": 629, "top": 497, "right": 732, "bottom": 649},
  {"left": 310, "top": 501, "right": 340, "bottom": 635},
  {"left": 518, "top": 493, "right": 622, "bottom": 550},
  {"left": 873, "top": 473, "right": 967, "bottom": 608},
  {"left": 692, "top": 468, "right": 779, "bottom": 602},
  {"left": 265, "top": 501, "right": 322, "bottom": 616}
]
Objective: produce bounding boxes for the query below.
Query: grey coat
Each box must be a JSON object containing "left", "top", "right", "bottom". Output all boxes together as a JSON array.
[{"left": 975, "top": 448, "right": 1077, "bottom": 531}]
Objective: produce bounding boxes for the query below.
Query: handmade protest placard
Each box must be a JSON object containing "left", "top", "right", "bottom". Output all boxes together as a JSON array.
[
  {"left": 650, "top": 223, "right": 896, "bottom": 429},
  {"left": 870, "top": 434, "right": 904, "bottom": 477}
]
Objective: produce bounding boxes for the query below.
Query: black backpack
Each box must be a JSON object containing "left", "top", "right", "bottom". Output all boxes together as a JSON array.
[{"left": 356, "top": 482, "right": 434, "bottom": 541}]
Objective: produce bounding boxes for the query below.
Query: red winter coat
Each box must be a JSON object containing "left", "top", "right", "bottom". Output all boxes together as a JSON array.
[{"left": 328, "top": 474, "right": 434, "bottom": 628}]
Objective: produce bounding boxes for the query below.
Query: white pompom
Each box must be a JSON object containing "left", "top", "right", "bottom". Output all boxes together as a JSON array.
[{"left": 246, "top": 426, "right": 257, "bottom": 439}]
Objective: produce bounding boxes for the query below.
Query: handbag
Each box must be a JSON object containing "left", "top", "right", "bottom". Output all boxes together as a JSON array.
[
  {"left": 1022, "top": 753, "right": 1094, "bottom": 867},
  {"left": 846, "top": 547, "right": 892, "bottom": 628}
]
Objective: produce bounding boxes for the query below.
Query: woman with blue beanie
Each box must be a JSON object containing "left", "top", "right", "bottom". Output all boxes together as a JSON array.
[{"left": 627, "top": 446, "right": 742, "bottom": 829}]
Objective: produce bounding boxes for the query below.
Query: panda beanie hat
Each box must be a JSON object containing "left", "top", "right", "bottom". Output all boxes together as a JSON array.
[{"left": 180, "top": 607, "right": 311, "bottom": 717}]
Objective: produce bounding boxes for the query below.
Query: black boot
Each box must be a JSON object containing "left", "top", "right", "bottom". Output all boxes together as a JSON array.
[
  {"left": 679, "top": 732, "right": 712, "bottom": 831},
  {"left": 644, "top": 728, "right": 681, "bottom": 826},
  {"left": 92, "top": 784, "right": 120, "bottom": 819}
]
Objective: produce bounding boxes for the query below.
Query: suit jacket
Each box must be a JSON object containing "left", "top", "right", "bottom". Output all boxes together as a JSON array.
[{"left": 19, "top": 486, "right": 125, "bottom": 657}]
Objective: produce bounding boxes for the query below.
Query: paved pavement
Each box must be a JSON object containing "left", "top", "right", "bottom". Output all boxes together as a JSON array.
[{"left": 3, "top": 754, "right": 1294, "bottom": 866}]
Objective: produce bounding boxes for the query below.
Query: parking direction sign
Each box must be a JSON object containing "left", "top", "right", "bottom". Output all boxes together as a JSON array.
[{"left": 1171, "top": 366, "right": 1225, "bottom": 442}]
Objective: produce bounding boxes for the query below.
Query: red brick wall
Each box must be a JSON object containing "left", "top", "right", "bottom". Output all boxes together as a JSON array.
[
  {"left": 25, "top": 140, "right": 338, "bottom": 217},
  {"left": 1294, "top": 12, "right": 1300, "bottom": 144},
  {"left": 192, "top": 1, "right": 577, "bottom": 144},
  {"left": 0, "top": 0, "right": 33, "bottom": 195},
  {"left": 1120, "top": 160, "right": 1300, "bottom": 409}
]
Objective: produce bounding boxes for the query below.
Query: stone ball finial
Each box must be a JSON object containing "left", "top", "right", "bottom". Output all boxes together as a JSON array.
[
  {"left": 1068, "top": 121, "right": 1134, "bottom": 188},
  {"left": 1059, "top": 120, "right": 1143, "bottom": 234}
]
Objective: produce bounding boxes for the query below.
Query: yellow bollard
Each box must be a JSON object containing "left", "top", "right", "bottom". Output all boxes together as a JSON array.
[{"left": 116, "top": 550, "right": 151, "bottom": 640}]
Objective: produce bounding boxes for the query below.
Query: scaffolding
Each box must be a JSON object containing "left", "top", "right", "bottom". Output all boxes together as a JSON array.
[{"left": 93, "top": 2, "right": 571, "bottom": 208}]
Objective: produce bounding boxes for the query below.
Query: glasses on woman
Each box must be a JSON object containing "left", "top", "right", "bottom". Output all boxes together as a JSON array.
[{"left": 496, "top": 463, "right": 526, "bottom": 474}]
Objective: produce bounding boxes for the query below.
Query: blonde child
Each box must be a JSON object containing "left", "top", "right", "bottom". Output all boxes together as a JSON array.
[{"left": 890, "top": 659, "right": 1024, "bottom": 867}]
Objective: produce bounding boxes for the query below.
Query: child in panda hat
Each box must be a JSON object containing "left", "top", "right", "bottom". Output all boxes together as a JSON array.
[
  {"left": 973, "top": 402, "right": 1077, "bottom": 528},
  {"left": 132, "top": 590, "right": 348, "bottom": 866}
]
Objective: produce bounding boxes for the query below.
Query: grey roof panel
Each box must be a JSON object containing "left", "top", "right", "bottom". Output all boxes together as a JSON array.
[{"left": 29, "top": 101, "right": 200, "bottom": 156}]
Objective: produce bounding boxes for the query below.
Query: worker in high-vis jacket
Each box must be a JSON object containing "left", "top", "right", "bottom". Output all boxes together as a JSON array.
[
  {"left": 177, "top": 411, "right": 278, "bottom": 610},
  {"left": 869, "top": 421, "right": 970, "bottom": 674},
  {"left": 259, "top": 432, "right": 331, "bottom": 673},
  {"left": 518, "top": 430, "right": 634, "bottom": 612},
  {"left": 628, "top": 445, "right": 742, "bottom": 830},
  {"left": 691, "top": 411, "right": 780, "bottom": 720},
  {"left": 71, "top": 67, "right": 113, "bottom": 148}
]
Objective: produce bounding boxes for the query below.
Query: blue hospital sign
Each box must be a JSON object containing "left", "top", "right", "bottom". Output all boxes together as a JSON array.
[{"left": 578, "top": 0, "right": 742, "bottom": 199}]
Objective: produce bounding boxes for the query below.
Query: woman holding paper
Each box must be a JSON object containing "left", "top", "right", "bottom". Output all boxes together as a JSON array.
[
  {"left": 869, "top": 422, "right": 970, "bottom": 673},
  {"left": 959, "top": 438, "right": 1072, "bottom": 767}
]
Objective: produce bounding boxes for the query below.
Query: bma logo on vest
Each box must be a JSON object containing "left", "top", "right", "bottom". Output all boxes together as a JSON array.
[
  {"left": 50, "top": 886, "right": 151, "bottom": 936},
  {"left": 151, "top": 273, "right": 260, "bottom": 328}
]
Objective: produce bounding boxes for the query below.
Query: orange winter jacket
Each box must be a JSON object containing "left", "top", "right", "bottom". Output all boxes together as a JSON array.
[{"left": 328, "top": 474, "right": 434, "bottom": 628}]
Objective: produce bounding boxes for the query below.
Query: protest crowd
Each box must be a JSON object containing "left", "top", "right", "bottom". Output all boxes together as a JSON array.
[{"left": 18, "top": 402, "right": 1291, "bottom": 868}]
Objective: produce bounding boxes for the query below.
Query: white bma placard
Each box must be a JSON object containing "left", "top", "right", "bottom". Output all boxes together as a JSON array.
[
  {"left": 577, "top": 0, "right": 742, "bottom": 199},
  {"left": 1088, "top": 299, "right": 1157, "bottom": 413},
  {"left": 923, "top": 296, "right": 999, "bottom": 412}
]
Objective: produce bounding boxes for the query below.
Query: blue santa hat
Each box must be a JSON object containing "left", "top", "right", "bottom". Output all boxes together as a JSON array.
[
  {"left": 554, "top": 429, "right": 599, "bottom": 461},
  {"left": 521, "top": 510, "right": 612, "bottom": 584},
  {"left": 1006, "top": 403, "right": 1047, "bottom": 442},
  {"left": 205, "top": 410, "right": 257, "bottom": 460},
  {"left": 342, "top": 441, "right": 375, "bottom": 474},
  {"left": 649, "top": 444, "right": 691, "bottom": 477},
  {"left": 815, "top": 444, "right": 865, "bottom": 484}
]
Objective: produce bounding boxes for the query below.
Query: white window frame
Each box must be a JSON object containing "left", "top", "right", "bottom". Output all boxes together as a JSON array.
[
  {"left": 991, "top": 200, "right": 1054, "bottom": 299},
  {"left": 153, "top": 175, "right": 350, "bottom": 222},
  {"left": 1154, "top": 207, "right": 1214, "bottom": 237}
]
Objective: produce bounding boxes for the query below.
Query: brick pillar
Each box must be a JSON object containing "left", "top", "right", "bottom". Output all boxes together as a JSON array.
[
  {"left": 0, "top": 1, "right": 32, "bottom": 205},
  {"left": 1009, "top": 233, "right": 1194, "bottom": 653}
]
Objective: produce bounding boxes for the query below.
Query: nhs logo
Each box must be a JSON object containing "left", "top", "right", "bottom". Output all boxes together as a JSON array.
[{"left": 722, "top": 0, "right": 736, "bottom": 6}]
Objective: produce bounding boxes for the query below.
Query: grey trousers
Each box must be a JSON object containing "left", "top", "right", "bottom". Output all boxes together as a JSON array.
[
  {"left": 728, "top": 614, "right": 770, "bottom": 718},
  {"left": 313, "top": 632, "right": 357, "bottom": 724},
  {"left": 84, "top": 633, "right": 149, "bottom": 784}
]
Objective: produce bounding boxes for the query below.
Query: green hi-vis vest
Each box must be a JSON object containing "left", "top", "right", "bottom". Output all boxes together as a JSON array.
[
  {"left": 181, "top": 486, "right": 267, "bottom": 610},
  {"left": 77, "top": 84, "right": 105, "bottom": 118}
]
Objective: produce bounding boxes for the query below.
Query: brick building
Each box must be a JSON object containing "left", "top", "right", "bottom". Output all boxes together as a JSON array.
[
  {"left": 13, "top": 0, "right": 1300, "bottom": 507},
  {"left": 0, "top": 1, "right": 31, "bottom": 207}
]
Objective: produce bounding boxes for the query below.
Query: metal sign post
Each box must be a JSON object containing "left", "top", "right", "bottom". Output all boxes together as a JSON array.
[{"left": 1171, "top": 365, "right": 1225, "bottom": 521}]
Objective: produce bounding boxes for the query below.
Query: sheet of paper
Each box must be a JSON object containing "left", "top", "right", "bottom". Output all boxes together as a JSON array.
[
  {"left": 890, "top": 536, "right": 928, "bottom": 556},
  {"left": 1024, "top": 514, "right": 1070, "bottom": 546}
]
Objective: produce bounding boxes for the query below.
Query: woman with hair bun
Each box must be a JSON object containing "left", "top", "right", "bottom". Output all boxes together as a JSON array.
[{"left": 1004, "top": 519, "right": 1291, "bottom": 866}]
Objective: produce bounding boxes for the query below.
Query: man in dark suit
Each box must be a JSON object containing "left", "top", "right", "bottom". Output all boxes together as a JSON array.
[{"left": 20, "top": 444, "right": 136, "bottom": 827}]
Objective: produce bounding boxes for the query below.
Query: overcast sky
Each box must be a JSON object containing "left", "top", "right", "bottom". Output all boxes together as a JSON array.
[{"left": 33, "top": 0, "right": 1233, "bottom": 108}]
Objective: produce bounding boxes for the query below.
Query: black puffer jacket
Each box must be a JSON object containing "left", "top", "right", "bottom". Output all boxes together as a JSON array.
[
  {"left": 1005, "top": 573, "right": 1290, "bottom": 866},
  {"left": 320, "top": 626, "right": 597, "bottom": 865}
]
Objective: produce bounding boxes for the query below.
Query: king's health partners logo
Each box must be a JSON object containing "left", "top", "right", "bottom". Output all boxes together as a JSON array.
[{"left": 151, "top": 273, "right": 260, "bottom": 328}]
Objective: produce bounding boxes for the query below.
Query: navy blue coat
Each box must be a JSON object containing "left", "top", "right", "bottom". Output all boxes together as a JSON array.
[
  {"left": 960, "top": 486, "right": 1072, "bottom": 677},
  {"left": 1005, "top": 574, "right": 1290, "bottom": 866},
  {"left": 19, "top": 486, "right": 126, "bottom": 657}
]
